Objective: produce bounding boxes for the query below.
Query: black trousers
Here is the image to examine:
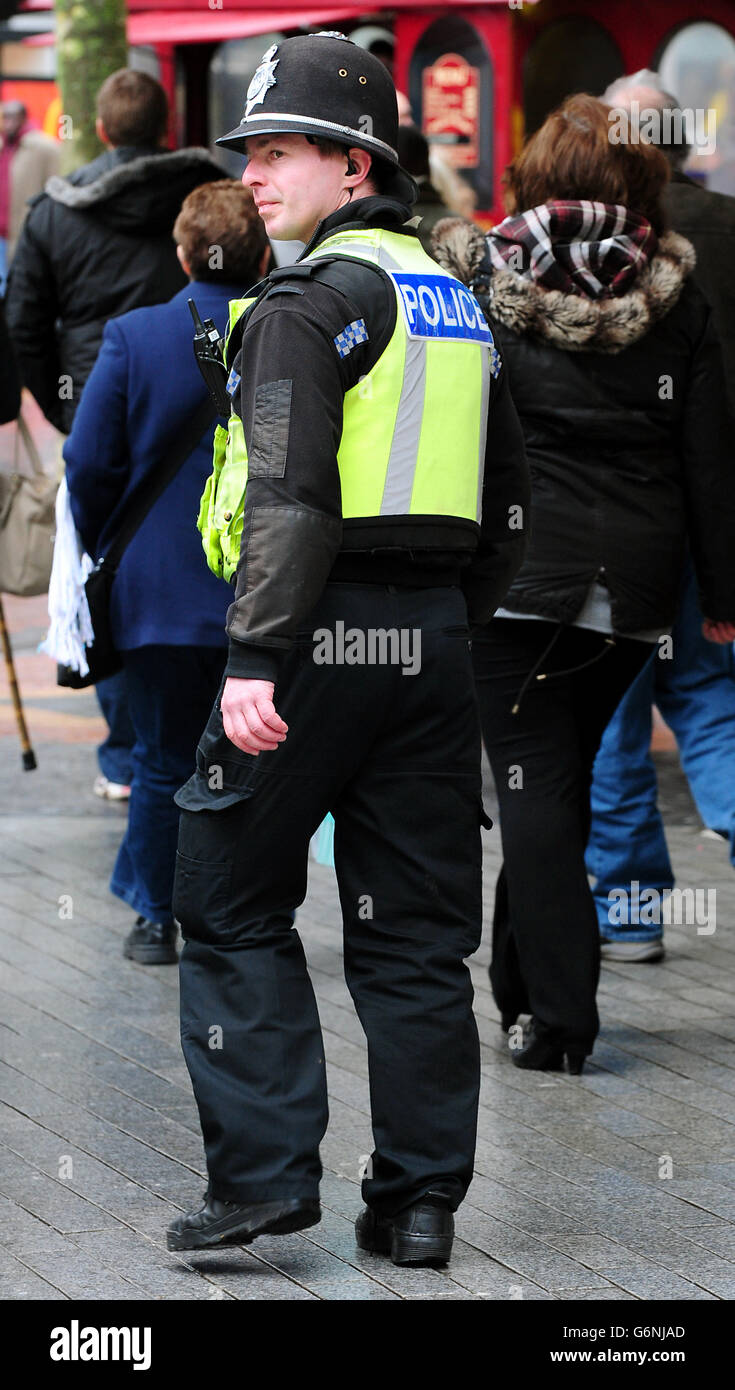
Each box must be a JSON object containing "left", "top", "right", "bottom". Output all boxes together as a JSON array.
[
  {"left": 173, "top": 583, "right": 485, "bottom": 1216},
  {"left": 472, "top": 619, "right": 652, "bottom": 1048}
]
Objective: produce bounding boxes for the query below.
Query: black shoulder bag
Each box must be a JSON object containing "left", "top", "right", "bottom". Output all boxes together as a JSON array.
[{"left": 58, "top": 396, "right": 216, "bottom": 690}]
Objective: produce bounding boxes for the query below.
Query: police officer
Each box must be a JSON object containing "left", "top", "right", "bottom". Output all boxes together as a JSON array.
[{"left": 167, "top": 32, "right": 530, "bottom": 1266}]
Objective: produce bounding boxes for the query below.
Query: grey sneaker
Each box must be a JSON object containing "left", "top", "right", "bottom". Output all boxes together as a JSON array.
[{"left": 600, "top": 938, "right": 664, "bottom": 962}]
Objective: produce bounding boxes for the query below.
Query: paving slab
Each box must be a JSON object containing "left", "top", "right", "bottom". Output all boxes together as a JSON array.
[{"left": 2, "top": 649, "right": 735, "bottom": 1299}]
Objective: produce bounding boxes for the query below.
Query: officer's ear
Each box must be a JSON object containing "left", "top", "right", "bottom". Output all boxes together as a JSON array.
[{"left": 344, "top": 147, "right": 374, "bottom": 194}]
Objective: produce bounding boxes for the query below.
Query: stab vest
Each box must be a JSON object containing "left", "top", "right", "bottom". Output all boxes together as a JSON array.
[{"left": 198, "top": 226, "right": 497, "bottom": 582}]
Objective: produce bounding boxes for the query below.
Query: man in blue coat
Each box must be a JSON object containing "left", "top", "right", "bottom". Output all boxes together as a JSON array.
[{"left": 65, "top": 180, "right": 271, "bottom": 963}]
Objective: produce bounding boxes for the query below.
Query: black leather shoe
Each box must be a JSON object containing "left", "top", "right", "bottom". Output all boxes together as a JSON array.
[
  {"left": 355, "top": 1194, "right": 454, "bottom": 1266},
  {"left": 167, "top": 1192, "right": 321, "bottom": 1250},
  {"left": 123, "top": 917, "right": 178, "bottom": 965},
  {"left": 510, "top": 1018, "right": 588, "bottom": 1075}
]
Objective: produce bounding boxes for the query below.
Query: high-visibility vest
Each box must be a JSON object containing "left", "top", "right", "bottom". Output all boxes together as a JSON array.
[{"left": 198, "top": 226, "right": 498, "bottom": 582}]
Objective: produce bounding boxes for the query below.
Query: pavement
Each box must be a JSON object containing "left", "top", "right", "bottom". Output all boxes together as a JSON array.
[{"left": 2, "top": 583, "right": 735, "bottom": 1301}]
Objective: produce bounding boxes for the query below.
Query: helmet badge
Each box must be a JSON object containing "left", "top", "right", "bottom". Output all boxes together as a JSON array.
[{"left": 244, "top": 44, "right": 279, "bottom": 118}]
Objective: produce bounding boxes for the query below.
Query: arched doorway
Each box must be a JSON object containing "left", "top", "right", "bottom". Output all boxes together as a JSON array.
[
  {"left": 409, "top": 15, "right": 493, "bottom": 211},
  {"left": 523, "top": 16, "right": 623, "bottom": 137}
]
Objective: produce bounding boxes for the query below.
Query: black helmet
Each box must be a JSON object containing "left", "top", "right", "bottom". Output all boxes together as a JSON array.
[{"left": 216, "top": 32, "right": 417, "bottom": 205}]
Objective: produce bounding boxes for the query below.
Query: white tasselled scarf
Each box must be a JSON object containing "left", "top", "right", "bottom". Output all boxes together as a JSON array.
[{"left": 39, "top": 476, "right": 95, "bottom": 675}]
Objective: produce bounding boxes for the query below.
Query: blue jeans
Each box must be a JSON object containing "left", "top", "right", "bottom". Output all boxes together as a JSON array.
[
  {"left": 587, "top": 560, "right": 735, "bottom": 941},
  {"left": 110, "top": 645, "right": 225, "bottom": 924},
  {"left": 0, "top": 238, "right": 7, "bottom": 297},
  {"left": 96, "top": 670, "right": 135, "bottom": 785}
]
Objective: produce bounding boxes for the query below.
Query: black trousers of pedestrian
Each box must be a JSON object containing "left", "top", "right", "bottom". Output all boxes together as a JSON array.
[
  {"left": 173, "top": 583, "right": 485, "bottom": 1217},
  {"left": 472, "top": 619, "right": 652, "bottom": 1048}
]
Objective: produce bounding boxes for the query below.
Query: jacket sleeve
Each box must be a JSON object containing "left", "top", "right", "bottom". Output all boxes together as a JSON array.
[
  {"left": 63, "top": 321, "right": 131, "bottom": 557},
  {"left": 4, "top": 202, "right": 66, "bottom": 432},
  {"left": 462, "top": 339, "right": 531, "bottom": 625},
  {"left": 223, "top": 294, "right": 348, "bottom": 685},
  {"left": 681, "top": 303, "right": 735, "bottom": 622}
]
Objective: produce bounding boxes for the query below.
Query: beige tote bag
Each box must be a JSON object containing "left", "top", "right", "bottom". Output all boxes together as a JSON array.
[{"left": 0, "top": 413, "right": 58, "bottom": 597}]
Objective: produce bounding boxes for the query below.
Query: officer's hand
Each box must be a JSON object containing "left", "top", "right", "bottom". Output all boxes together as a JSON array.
[
  {"left": 220, "top": 677, "right": 288, "bottom": 755},
  {"left": 702, "top": 619, "right": 735, "bottom": 645}
]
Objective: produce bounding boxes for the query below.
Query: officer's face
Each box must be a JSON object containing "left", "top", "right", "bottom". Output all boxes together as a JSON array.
[{"left": 243, "top": 134, "right": 354, "bottom": 241}]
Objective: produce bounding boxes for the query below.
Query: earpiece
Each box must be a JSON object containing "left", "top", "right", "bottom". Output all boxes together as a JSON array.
[{"left": 345, "top": 156, "right": 358, "bottom": 177}]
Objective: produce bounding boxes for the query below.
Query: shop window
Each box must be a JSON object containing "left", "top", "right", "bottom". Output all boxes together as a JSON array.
[
  {"left": 129, "top": 46, "right": 160, "bottom": 83},
  {"left": 658, "top": 21, "right": 735, "bottom": 194},
  {"left": 409, "top": 15, "right": 493, "bottom": 211},
  {"left": 524, "top": 17, "right": 623, "bottom": 136}
]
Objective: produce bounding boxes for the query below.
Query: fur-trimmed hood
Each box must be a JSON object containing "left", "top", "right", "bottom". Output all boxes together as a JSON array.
[
  {"left": 431, "top": 216, "right": 697, "bottom": 354},
  {"left": 43, "top": 147, "right": 224, "bottom": 236}
]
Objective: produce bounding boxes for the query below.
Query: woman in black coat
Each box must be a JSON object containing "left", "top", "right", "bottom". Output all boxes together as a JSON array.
[{"left": 434, "top": 94, "right": 735, "bottom": 1073}]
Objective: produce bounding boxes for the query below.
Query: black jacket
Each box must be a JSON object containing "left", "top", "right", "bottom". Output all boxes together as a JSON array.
[
  {"left": 5, "top": 145, "right": 223, "bottom": 433},
  {"left": 0, "top": 299, "right": 20, "bottom": 424},
  {"left": 225, "top": 195, "right": 530, "bottom": 683},
  {"left": 433, "top": 218, "right": 735, "bottom": 634},
  {"left": 665, "top": 171, "right": 735, "bottom": 414}
]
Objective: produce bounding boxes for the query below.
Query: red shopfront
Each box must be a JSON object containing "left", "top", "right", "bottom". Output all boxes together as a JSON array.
[{"left": 3, "top": 0, "right": 735, "bottom": 222}]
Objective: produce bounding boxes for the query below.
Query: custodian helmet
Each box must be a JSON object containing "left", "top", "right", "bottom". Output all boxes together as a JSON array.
[{"left": 216, "top": 32, "right": 417, "bottom": 204}]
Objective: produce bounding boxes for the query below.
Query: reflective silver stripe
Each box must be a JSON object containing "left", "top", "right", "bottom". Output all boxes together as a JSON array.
[
  {"left": 375, "top": 240, "right": 426, "bottom": 513},
  {"left": 380, "top": 336, "right": 426, "bottom": 514},
  {"left": 476, "top": 349, "right": 491, "bottom": 523},
  {"left": 311, "top": 237, "right": 404, "bottom": 273},
  {"left": 232, "top": 112, "right": 398, "bottom": 161}
]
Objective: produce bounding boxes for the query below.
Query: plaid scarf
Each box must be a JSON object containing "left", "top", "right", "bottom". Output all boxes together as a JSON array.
[{"left": 486, "top": 200, "right": 658, "bottom": 299}]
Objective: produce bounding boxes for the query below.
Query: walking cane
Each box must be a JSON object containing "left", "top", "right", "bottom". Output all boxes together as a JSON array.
[{"left": 0, "top": 595, "right": 37, "bottom": 770}]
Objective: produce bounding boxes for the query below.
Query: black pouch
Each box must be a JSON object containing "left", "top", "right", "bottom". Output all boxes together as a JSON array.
[{"left": 57, "top": 561, "right": 121, "bottom": 689}]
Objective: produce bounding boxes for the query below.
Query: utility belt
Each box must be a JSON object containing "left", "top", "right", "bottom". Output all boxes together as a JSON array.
[{"left": 328, "top": 551, "right": 463, "bottom": 588}]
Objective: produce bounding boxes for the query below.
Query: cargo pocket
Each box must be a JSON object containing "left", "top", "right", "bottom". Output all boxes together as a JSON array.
[{"left": 174, "top": 812, "right": 235, "bottom": 944}]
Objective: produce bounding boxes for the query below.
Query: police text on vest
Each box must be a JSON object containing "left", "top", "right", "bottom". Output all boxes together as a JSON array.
[{"left": 390, "top": 271, "right": 493, "bottom": 345}]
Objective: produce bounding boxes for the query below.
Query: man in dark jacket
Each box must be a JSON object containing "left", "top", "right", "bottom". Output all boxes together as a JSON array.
[
  {"left": 5, "top": 68, "right": 223, "bottom": 435},
  {"left": 586, "top": 73, "right": 735, "bottom": 961}
]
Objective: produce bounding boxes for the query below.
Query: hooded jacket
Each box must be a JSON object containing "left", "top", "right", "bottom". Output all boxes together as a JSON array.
[
  {"left": 5, "top": 145, "right": 223, "bottom": 433},
  {"left": 433, "top": 216, "right": 735, "bottom": 634}
]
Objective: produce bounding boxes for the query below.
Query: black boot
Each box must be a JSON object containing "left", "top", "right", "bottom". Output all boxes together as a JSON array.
[
  {"left": 510, "top": 1018, "right": 588, "bottom": 1075},
  {"left": 167, "top": 1191, "right": 321, "bottom": 1250},
  {"left": 355, "top": 1194, "right": 454, "bottom": 1267},
  {"left": 123, "top": 917, "right": 178, "bottom": 965}
]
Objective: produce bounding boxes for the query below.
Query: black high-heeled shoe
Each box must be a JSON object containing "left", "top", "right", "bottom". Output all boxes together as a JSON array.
[{"left": 510, "top": 1020, "right": 588, "bottom": 1075}]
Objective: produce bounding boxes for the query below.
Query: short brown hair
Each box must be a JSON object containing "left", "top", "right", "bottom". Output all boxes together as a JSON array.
[
  {"left": 173, "top": 180, "right": 269, "bottom": 286},
  {"left": 97, "top": 69, "right": 168, "bottom": 147},
  {"left": 504, "top": 94, "right": 670, "bottom": 234}
]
